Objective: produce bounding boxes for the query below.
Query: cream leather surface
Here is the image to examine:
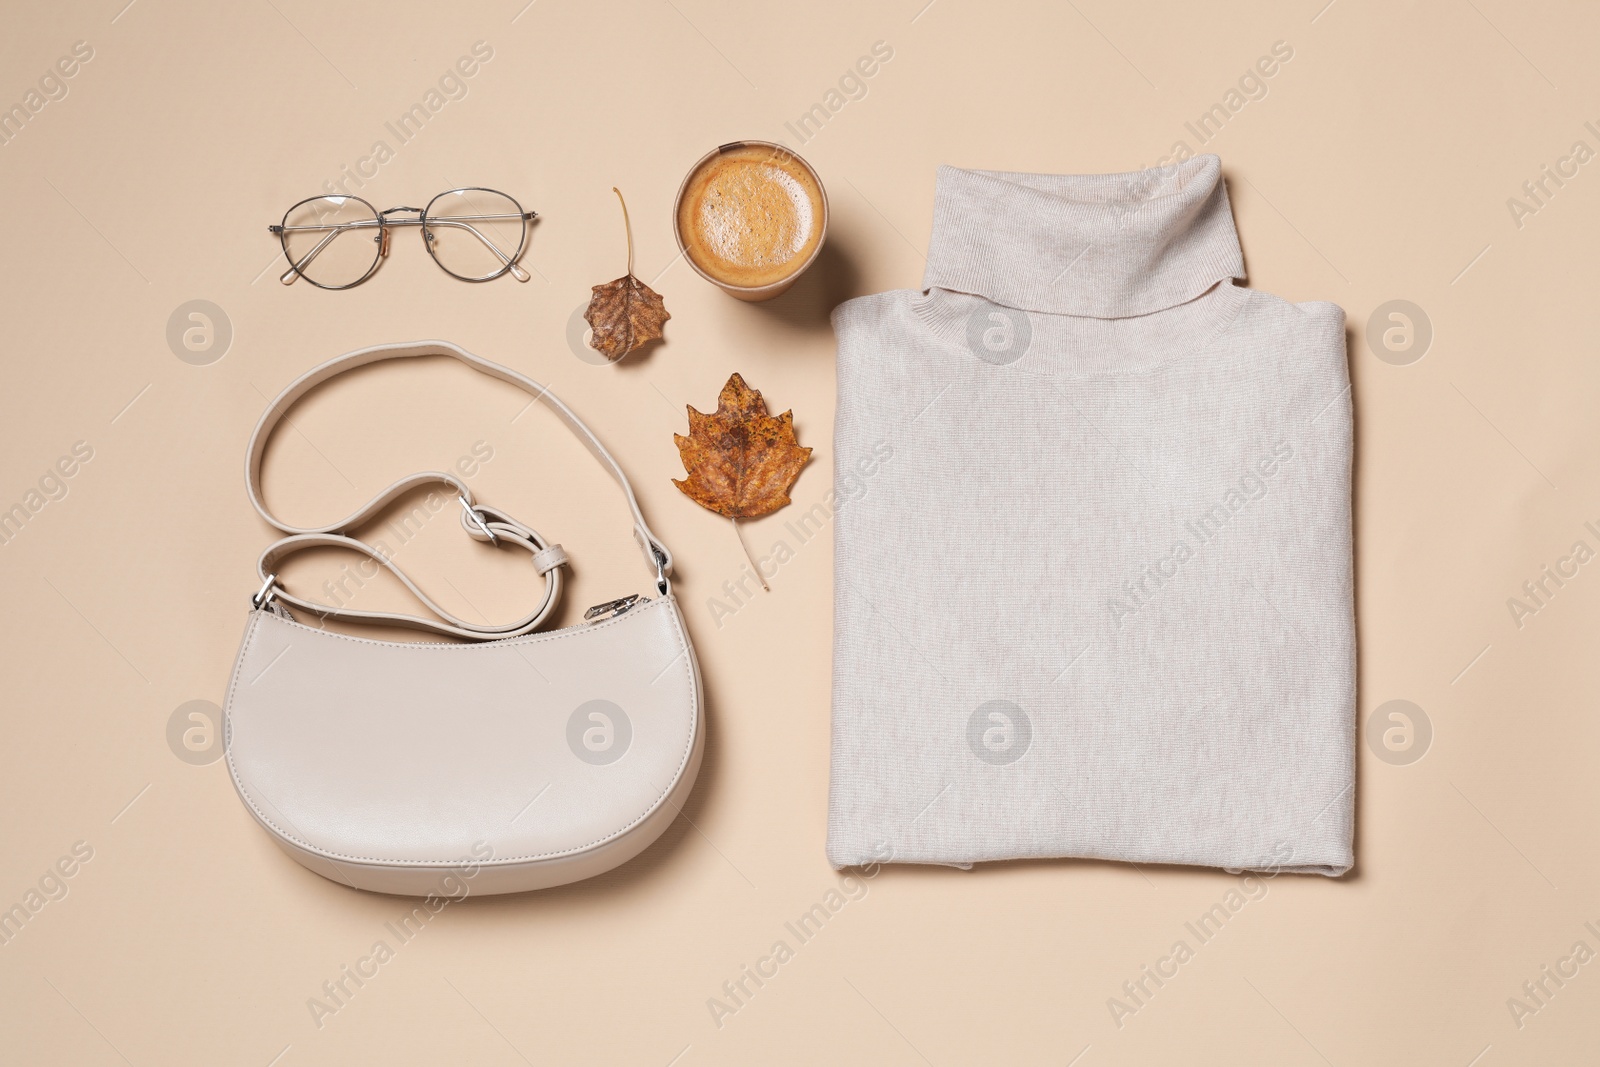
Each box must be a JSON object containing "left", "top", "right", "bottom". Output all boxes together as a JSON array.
[
  {"left": 223, "top": 340, "right": 702, "bottom": 896},
  {"left": 224, "top": 596, "right": 703, "bottom": 896}
]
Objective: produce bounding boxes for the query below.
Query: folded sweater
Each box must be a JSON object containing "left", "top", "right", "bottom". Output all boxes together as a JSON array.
[{"left": 827, "top": 155, "right": 1354, "bottom": 876}]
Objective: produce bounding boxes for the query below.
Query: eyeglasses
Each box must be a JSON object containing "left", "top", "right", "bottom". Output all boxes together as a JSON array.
[{"left": 268, "top": 187, "right": 536, "bottom": 289}]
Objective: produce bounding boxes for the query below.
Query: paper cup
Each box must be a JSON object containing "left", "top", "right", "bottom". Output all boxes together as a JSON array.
[{"left": 673, "top": 140, "right": 829, "bottom": 302}]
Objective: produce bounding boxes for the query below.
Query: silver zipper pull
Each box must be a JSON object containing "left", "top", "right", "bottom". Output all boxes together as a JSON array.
[{"left": 583, "top": 594, "right": 648, "bottom": 622}]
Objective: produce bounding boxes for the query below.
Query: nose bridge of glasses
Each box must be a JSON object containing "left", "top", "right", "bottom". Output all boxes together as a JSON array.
[{"left": 379, "top": 206, "right": 426, "bottom": 224}]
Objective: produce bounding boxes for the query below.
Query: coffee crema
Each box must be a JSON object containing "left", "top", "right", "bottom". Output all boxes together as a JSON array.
[{"left": 676, "top": 144, "right": 825, "bottom": 290}]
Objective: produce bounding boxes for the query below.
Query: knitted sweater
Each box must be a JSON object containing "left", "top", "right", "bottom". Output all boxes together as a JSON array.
[{"left": 827, "top": 155, "right": 1354, "bottom": 876}]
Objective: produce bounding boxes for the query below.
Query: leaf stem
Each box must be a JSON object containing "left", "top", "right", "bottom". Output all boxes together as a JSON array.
[
  {"left": 732, "top": 518, "right": 769, "bottom": 592},
  {"left": 612, "top": 186, "right": 633, "bottom": 278}
]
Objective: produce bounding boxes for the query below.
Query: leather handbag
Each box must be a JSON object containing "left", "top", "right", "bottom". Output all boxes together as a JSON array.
[{"left": 222, "top": 340, "right": 703, "bottom": 896}]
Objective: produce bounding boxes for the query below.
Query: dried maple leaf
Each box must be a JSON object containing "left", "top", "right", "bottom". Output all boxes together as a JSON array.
[
  {"left": 585, "top": 188, "right": 669, "bottom": 361},
  {"left": 673, "top": 373, "right": 812, "bottom": 519}
]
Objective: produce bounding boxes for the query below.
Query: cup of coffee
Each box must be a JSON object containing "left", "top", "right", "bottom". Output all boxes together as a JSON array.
[{"left": 673, "top": 140, "right": 828, "bottom": 301}]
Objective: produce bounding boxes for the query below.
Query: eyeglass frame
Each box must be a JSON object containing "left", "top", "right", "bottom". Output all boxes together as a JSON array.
[{"left": 267, "top": 187, "right": 537, "bottom": 290}]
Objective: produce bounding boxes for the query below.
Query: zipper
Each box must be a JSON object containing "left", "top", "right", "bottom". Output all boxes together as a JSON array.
[
  {"left": 268, "top": 592, "right": 657, "bottom": 644},
  {"left": 583, "top": 594, "right": 649, "bottom": 623}
]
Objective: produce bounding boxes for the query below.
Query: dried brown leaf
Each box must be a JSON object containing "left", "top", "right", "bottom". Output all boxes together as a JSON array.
[
  {"left": 673, "top": 373, "right": 812, "bottom": 519},
  {"left": 585, "top": 274, "right": 669, "bottom": 360}
]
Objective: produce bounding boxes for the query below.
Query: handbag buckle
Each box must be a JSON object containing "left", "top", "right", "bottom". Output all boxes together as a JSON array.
[
  {"left": 459, "top": 495, "right": 499, "bottom": 545},
  {"left": 652, "top": 546, "right": 669, "bottom": 596},
  {"left": 251, "top": 573, "right": 280, "bottom": 609}
]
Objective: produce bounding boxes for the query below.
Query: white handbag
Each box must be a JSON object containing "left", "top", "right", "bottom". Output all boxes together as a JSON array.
[{"left": 223, "top": 340, "right": 703, "bottom": 896}]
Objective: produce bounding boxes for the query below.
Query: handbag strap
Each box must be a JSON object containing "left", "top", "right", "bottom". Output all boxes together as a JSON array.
[{"left": 245, "top": 339, "right": 673, "bottom": 640}]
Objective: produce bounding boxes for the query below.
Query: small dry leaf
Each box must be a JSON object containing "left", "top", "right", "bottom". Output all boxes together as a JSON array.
[
  {"left": 585, "top": 274, "right": 669, "bottom": 360},
  {"left": 673, "top": 373, "right": 812, "bottom": 519},
  {"left": 585, "top": 187, "right": 669, "bottom": 361}
]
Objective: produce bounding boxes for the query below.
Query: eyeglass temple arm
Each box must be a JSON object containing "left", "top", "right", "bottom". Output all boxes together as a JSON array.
[
  {"left": 425, "top": 217, "right": 530, "bottom": 282},
  {"left": 274, "top": 221, "right": 373, "bottom": 286}
]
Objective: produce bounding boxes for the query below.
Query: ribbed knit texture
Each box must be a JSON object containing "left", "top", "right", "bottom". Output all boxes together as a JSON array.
[{"left": 827, "top": 155, "right": 1354, "bottom": 876}]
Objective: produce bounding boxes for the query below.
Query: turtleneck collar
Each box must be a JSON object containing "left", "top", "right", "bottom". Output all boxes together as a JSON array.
[{"left": 921, "top": 155, "right": 1244, "bottom": 319}]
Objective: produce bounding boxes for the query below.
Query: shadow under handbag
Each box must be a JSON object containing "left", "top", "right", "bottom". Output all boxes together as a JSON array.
[{"left": 222, "top": 340, "right": 703, "bottom": 896}]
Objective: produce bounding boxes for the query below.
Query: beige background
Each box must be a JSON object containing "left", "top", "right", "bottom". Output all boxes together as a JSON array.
[{"left": 1, "top": 0, "right": 1597, "bottom": 1063}]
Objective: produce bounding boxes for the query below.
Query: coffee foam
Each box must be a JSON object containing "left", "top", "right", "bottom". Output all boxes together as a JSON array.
[{"left": 677, "top": 145, "right": 824, "bottom": 289}]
